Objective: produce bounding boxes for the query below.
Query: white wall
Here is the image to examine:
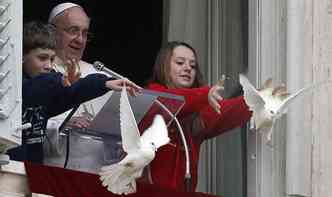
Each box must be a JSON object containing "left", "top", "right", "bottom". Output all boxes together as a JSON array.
[
  {"left": 311, "top": 0, "right": 332, "bottom": 196},
  {"left": 0, "top": 0, "right": 22, "bottom": 151}
]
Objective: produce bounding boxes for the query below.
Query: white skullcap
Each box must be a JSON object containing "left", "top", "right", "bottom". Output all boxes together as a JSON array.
[{"left": 48, "top": 2, "right": 81, "bottom": 23}]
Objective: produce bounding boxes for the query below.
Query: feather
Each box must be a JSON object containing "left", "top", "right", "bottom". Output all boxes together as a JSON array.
[
  {"left": 275, "top": 81, "right": 332, "bottom": 116},
  {"left": 262, "top": 78, "right": 273, "bottom": 89},
  {"left": 272, "top": 85, "right": 287, "bottom": 96},
  {"left": 239, "top": 74, "right": 265, "bottom": 112},
  {"left": 119, "top": 85, "right": 141, "bottom": 153}
]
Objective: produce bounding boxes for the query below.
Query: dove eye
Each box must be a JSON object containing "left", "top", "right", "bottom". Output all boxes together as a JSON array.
[{"left": 270, "top": 110, "right": 275, "bottom": 114}]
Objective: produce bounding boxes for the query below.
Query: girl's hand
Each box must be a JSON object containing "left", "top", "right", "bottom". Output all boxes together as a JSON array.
[{"left": 208, "top": 84, "right": 224, "bottom": 114}]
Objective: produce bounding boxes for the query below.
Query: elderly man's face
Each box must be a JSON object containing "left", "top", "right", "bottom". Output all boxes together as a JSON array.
[{"left": 54, "top": 7, "right": 90, "bottom": 62}]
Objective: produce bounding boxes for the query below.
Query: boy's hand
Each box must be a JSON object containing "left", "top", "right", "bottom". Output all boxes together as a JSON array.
[{"left": 105, "top": 78, "right": 142, "bottom": 97}]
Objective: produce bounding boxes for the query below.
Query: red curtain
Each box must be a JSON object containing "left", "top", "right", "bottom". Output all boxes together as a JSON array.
[{"left": 25, "top": 162, "right": 219, "bottom": 197}]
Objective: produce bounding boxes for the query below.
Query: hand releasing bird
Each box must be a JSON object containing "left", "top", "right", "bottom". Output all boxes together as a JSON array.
[
  {"left": 239, "top": 74, "right": 330, "bottom": 143},
  {"left": 99, "top": 85, "right": 170, "bottom": 195}
]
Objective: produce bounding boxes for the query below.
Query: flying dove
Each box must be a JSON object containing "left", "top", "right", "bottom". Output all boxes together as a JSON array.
[
  {"left": 99, "top": 85, "right": 170, "bottom": 195},
  {"left": 239, "top": 74, "right": 330, "bottom": 142}
]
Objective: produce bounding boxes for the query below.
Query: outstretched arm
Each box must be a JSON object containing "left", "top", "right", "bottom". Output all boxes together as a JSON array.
[
  {"left": 23, "top": 72, "right": 140, "bottom": 118},
  {"left": 198, "top": 96, "right": 252, "bottom": 140},
  {"left": 147, "top": 83, "right": 210, "bottom": 118}
]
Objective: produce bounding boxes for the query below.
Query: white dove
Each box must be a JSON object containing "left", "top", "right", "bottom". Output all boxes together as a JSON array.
[
  {"left": 239, "top": 74, "right": 330, "bottom": 142},
  {"left": 99, "top": 85, "right": 170, "bottom": 195}
]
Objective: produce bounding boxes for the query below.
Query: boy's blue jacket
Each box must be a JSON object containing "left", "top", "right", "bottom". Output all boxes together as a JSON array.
[{"left": 7, "top": 72, "right": 112, "bottom": 163}]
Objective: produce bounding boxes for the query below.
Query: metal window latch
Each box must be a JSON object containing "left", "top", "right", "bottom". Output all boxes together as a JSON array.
[
  {"left": 0, "top": 86, "right": 11, "bottom": 99},
  {"left": 0, "top": 69, "right": 10, "bottom": 82},
  {"left": 0, "top": 3, "right": 10, "bottom": 17},
  {"left": 0, "top": 37, "right": 9, "bottom": 49},
  {"left": 0, "top": 99, "right": 20, "bottom": 119},
  {"left": 0, "top": 108, "right": 8, "bottom": 119},
  {"left": 0, "top": 54, "right": 9, "bottom": 66},
  {"left": 0, "top": 18, "right": 11, "bottom": 34}
]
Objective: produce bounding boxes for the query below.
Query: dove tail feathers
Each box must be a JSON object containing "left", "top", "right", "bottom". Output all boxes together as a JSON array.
[
  {"left": 99, "top": 163, "right": 139, "bottom": 195},
  {"left": 99, "top": 164, "right": 126, "bottom": 187}
]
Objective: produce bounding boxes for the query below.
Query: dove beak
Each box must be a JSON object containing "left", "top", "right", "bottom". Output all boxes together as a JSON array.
[{"left": 151, "top": 142, "right": 157, "bottom": 151}]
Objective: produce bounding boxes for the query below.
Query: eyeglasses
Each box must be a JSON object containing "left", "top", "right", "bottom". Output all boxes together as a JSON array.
[{"left": 56, "top": 25, "right": 93, "bottom": 42}]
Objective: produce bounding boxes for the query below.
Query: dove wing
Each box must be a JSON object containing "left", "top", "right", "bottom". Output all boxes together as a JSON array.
[
  {"left": 239, "top": 74, "right": 265, "bottom": 111},
  {"left": 99, "top": 153, "right": 139, "bottom": 195},
  {"left": 120, "top": 86, "right": 141, "bottom": 153},
  {"left": 275, "top": 81, "right": 331, "bottom": 117},
  {"left": 140, "top": 114, "right": 170, "bottom": 149},
  {"left": 100, "top": 88, "right": 144, "bottom": 196}
]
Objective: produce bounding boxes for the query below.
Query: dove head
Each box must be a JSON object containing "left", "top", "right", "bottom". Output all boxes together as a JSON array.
[
  {"left": 141, "top": 142, "right": 157, "bottom": 152},
  {"left": 150, "top": 142, "right": 157, "bottom": 152},
  {"left": 254, "top": 108, "right": 274, "bottom": 130},
  {"left": 264, "top": 107, "right": 276, "bottom": 119},
  {"left": 260, "top": 84, "right": 289, "bottom": 119},
  {"left": 265, "top": 110, "right": 275, "bottom": 124},
  {"left": 140, "top": 144, "right": 156, "bottom": 161}
]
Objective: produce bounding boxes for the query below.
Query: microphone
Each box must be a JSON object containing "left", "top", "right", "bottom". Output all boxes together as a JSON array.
[
  {"left": 92, "top": 61, "right": 192, "bottom": 191},
  {"left": 93, "top": 61, "right": 141, "bottom": 90},
  {"left": 93, "top": 61, "right": 125, "bottom": 79}
]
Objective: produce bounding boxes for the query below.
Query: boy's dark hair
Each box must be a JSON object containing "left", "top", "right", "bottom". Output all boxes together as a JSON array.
[{"left": 23, "top": 21, "right": 56, "bottom": 55}]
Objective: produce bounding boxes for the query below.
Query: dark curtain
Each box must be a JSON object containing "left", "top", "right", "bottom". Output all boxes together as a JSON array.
[{"left": 24, "top": 1, "right": 163, "bottom": 86}]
